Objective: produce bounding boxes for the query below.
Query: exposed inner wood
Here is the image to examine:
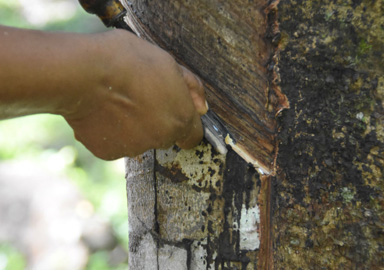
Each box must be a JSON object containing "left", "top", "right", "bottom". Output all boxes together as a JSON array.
[{"left": 122, "top": 0, "right": 288, "bottom": 174}]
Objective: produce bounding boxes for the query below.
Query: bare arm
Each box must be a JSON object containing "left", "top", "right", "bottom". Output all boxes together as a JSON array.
[{"left": 0, "top": 26, "right": 207, "bottom": 159}]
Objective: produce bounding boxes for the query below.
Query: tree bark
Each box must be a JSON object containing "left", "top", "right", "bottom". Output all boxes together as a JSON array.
[
  {"left": 124, "top": 0, "right": 278, "bottom": 269},
  {"left": 126, "top": 145, "right": 271, "bottom": 269},
  {"left": 125, "top": 0, "right": 384, "bottom": 269},
  {"left": 122, "top": 0, "right": 288, "bottom": 174},
  {"left": 274, "top": 0, "right": 384, "bottom": 268}
]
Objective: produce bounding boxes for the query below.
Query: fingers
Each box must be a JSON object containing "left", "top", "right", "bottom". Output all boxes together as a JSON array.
[
  {"left": 176, "top": 65, "right": 206, "bottom": 149},
  {"left": 176, "top": 112, "right": 204, "bottom": 149},
  {"left": 180, "top": 65, "right": 208, "bottom": 116}
]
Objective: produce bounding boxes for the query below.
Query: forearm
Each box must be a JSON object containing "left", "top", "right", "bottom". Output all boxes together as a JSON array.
[
  {"left": 0, "top": 26, "right": 206, "bottom": 159},
  {"left": 0, "top": 25, "right": 102, "bottom": 119}
]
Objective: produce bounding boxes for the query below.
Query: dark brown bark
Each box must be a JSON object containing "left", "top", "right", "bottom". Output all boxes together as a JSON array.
[
  {"left": 124, "top": 0, "right": 384, "bottom": 269},
  {"left": 275, "top": 0, "right": 384, "bottom": 268},
  {"left": 123, "top": 0, "right": 287, "bottom": 174}
]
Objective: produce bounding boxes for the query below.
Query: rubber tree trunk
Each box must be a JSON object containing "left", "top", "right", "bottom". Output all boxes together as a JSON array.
[
  {"left": 125, "top": 0, "right": 384, "bottom": 269},
  {"left": 125, "top": 0, "right": 277, "bottom": 269},
  {"left": 274, "top": 0, "right": 384, "bottom": 269}
]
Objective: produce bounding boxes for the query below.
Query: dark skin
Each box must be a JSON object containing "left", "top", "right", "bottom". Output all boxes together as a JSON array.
[{"left": 0, "top": 26, "right": 208, "bottom": 160}]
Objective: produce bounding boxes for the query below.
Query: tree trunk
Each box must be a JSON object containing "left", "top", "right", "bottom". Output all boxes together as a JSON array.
[
  {"left": 126, "top": 146, "right": 272, "bottom": 269},
  {"left": 125, "top": 0, "right": 384, "bottom": 269},
  {"left": 274, "top": 0, "right": 384, "bottom": 268}
]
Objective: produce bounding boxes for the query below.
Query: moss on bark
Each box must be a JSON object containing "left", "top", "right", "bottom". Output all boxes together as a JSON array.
[{"left": 275, "top": 0, "right": 384, "bottom": 268}]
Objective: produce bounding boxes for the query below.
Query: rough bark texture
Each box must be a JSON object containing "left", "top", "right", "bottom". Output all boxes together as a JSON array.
[
  {"left": 125, "top": 151, "right": 158, "bottom": 269},
  {"left": 126, "top": 144, "right": 269, "bottom": 269},
  {"left": 124, "top": 0, "right": 384, "bottom": 269},
  {"left": 274, "top": 0, "right": 384, "bottom": 268}
]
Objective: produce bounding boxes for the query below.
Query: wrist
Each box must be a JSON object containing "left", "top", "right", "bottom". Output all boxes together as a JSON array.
[{"left": 55, "top": 33, "right": 106, "bottom": 119}]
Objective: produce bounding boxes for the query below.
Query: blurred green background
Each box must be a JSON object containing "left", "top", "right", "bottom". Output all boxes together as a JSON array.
[{"left": 0, "top": 0, "right": 129, "bottom": 269}]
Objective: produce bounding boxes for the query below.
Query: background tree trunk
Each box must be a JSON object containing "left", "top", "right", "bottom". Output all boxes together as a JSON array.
[
  {"left": 125, "top": 0, "right": 384, "bottom": 269},
  {"left": 274, "top": 0, "right": 383, "bottom": 269}
]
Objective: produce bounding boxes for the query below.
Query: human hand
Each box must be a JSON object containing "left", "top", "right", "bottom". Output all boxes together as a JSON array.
[{"left": 64, "top": 30, "right": 207, "bottom": 160}]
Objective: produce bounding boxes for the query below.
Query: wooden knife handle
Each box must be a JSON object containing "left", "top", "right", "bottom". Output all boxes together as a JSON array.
[{"left": 79, "top": 0, "right": 129, "bottom": 29}]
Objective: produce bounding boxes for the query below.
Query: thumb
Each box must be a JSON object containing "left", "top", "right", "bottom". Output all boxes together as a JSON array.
[{"left": 180, "top": 65, "right": 208, "bottom": 116}]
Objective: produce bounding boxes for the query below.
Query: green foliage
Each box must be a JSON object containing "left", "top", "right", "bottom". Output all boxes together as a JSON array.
[
  {"left": 87, "top": 251, "right": 110, "bottom": 270},
  {"left": 0, "top": 3, "right": 28, "bottom": 28},
  {"left": 42, "top": 9, "right": 105, "bottom": 33},
  {"left": 86, "top": 251, "right": 128, "bottom": 270},
  {"left": 0, "top": 243, "right": 26, "bottom": 270},
  {"left": 0, "top": 0, "right": 104, "bottom": 33},
  {"left": 0, "top": 115, "right": 129, "bottom": 265}
]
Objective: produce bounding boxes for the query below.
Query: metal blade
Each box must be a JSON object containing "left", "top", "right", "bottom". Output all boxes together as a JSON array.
[{"left": 201, "top": 109, "right": 230, "bottom": 155}]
